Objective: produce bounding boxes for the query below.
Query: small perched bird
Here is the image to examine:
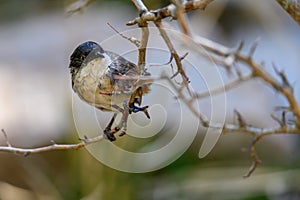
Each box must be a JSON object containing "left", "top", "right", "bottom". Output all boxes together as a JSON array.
[{"left": 69, "top": 41, "right": 151, "bottom": 141}]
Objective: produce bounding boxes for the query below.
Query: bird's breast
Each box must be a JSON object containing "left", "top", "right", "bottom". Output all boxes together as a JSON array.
[{"left": 72, "top": 58, "right": 131, "bottom": 111}]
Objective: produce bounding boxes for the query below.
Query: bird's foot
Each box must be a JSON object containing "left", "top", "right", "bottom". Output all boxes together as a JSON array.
[
  {"left": 103, "top": 128, "right": 116, "bottom": 142},
  {"left": 119, "top": 131, "right": 126, "bottom": 137},
  {"left": 104, "top": 124, "right": 127, "bottom": 141},
  {"left": 129, "top": 98, "right": 150, "bottom": 119}
]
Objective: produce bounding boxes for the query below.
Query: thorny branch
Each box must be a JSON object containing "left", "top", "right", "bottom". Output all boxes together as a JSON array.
[
  {"left": 127, "top": 0, "right": 215, "bottom": 25},
  {"left": 188, "top": 34, "right": 300, "bottom": 176},
  {"left": 132, "top": 0, "right": 192, "bottom": 91},
  {"left": 127, "top": 0, "right": 300, "bottom": 177},
  {"left": 67, "top": 0, "right": 300, "bottom": 26},
  {"left": 154, "top": 21, "right": 191, "bottom": 90},
  {"left": 1, "top": 0, "right": 300, "bottom": 178},
  {"left": 0, "top": 128, "right": 104, "bottom": 156}
]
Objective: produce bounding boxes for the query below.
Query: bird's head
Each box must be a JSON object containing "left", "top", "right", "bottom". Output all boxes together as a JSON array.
[{"left": 69, "top": 41, "right": 105, "bottom": 75}]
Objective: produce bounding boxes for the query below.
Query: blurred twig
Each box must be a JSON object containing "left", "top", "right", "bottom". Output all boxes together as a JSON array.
[
  {"left": 171, "top": 0, "right": 191, "bottom": 35},
  {"left": 66, "top": 0, "right": 94, "bottom": 16},
  {"left": 194, "top": 73, "right": 253, "bottom": 99},
  {"left": 277, "top": 0, "right": 300, "bottom": 25}
]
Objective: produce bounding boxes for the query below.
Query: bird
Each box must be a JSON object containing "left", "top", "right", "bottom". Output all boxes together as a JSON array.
[{"left": 69, "top": 41, "right": 151, "bottom": 141}]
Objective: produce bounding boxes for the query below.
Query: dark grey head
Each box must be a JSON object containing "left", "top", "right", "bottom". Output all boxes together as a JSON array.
[{"left": 69, "top": 41, "right": 104, "bottom": 74}]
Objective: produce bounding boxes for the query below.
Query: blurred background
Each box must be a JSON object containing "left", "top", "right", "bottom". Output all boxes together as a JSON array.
[{"left": 0, "top": 0, "right": 300, "bottom": 199}]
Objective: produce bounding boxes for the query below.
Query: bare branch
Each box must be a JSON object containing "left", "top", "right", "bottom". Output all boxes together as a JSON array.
[
  {"left": 107, "top": 23, "right": 140, "bottom": 47},
  {"left": 0, "top": 133, "right": 104, "bottom": 156},
  {"left": 162, "top": 73, "right": 209, "bottom": 127},
  {"left": 190, "top": 36, "right": 300, "bottom": 128},
  {"left": 127, "top": 0, "right": 215, "bottom": 25},
  {"left": 243, "top": 141, "right": 262, "bottom": 178},
  {"left": 194, "top": 73, "right": 253, "bottom": 99},
  {"left": 171, "top": 0, "right": 191, "bottom": 35},
  {"left": 137, "top": 26, "right": 149, "bottom": 74},
  {"left": 131, "top": 0, "right": 150, "bottom": 75},
  {"left": 154, "top": 21, "right": 191, "bottom": 93}
]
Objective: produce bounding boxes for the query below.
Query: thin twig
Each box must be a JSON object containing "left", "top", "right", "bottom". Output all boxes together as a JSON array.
[
  {"left": 243, "top": 141, "right": 261, "bottom": 178},
  {"left": 161, "top": 73, "right": 209, "bottom": 127},
  {"left": 154, "top": 21, "right": 191, "bottom": 93},
  {"left": 0, "top": 133, "right": 104, "bottom": 156},
  {"left": 194, "top": 73, "right": 253, "bottom": 99},
  {"left": 107, "top": 23, "right": 140, "bottom": 47}
]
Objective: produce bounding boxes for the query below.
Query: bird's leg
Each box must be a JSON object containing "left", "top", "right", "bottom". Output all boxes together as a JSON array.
[
  {"left": 128, "top": 87, "right": 150, "bottom": 119},
  {"left": 109, "top": 103, "right": 130, "bottom": 137},
  {"left": 115, "top": 104, "right": 129, "bottom": 136},
  {"left": 104, "top": 87, "right": 150, "bottom": 141},
  {"left": 119, "top": 103, "right": 129, "bottom": 136},
  {"left": 103, "top": 113, "right": 117, "bottom": 141},
  {"left": 130, "top": 87, "right": 143, "bottom": 106}
]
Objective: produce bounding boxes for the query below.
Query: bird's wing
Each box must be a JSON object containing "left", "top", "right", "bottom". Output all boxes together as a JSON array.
[
  {"left": 104, "top": 51, "right": 152, "bottom": 95},
  {"left": 105, "top": 51, "right": 138, "bottom": 76}
]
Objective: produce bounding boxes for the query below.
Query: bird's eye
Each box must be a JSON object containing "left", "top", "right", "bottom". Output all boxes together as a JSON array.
[{"left": 80, "top": 55, "right": 85, "bottom": 60}]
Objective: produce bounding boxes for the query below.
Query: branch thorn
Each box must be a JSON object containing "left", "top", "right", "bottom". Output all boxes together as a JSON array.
[
  {"left": 234, "top": 109, "right": 247, "bottom": 128},
  {"left": 2, "top": 129, "right": 11, "bottom": 147},
  {"left": 248, "top": 37, "right": 260, "bottom": 59}
]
